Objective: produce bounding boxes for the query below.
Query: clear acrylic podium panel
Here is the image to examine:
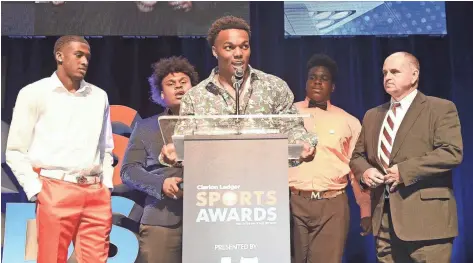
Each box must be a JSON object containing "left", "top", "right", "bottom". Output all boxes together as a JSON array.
[{"left": 158, "top": 114, "right": 313, "bottom": 161}]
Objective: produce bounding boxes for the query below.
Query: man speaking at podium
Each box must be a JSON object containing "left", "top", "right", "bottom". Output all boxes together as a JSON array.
[{"left": 161, "top": 15, "right": 317, "bottom": 165}]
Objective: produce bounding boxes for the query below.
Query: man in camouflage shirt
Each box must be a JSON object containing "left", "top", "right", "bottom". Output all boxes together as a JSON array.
[
  {"left": 162, "top": 15, "right": 317, "bottom": 165},
  {"left": 176, "top": 66, "right": 316, "bottom": 145}
]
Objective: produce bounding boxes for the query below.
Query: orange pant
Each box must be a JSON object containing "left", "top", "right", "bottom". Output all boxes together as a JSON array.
[{"left": 35, "top": 172, "right": 112, "bottom": 263}]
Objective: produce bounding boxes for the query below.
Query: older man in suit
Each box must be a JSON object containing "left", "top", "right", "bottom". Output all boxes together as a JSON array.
[
  {"left": 350, "top": 52, "right": 463, "bottom": 263},
  {"left": 120, "top": 56, "right": 199, "bottom": 263}
]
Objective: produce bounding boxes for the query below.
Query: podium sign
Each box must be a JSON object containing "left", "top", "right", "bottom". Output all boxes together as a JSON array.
[
  {"left": 183, "top": 134, "right": 290, "bottom": 263},
  {"left": 158, "top": 114, "right": 312, "bottom": 263}
]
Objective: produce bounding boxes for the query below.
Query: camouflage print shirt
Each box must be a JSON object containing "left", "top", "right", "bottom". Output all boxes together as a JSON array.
[{"left": 176, "top": 66, "right": 318, "bottom": 148}]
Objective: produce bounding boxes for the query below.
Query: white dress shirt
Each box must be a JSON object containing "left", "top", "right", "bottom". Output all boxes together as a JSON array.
[
  {"left": 6, "top": 72, "right": 114, "bottom": 201},
  {"left": 377, "top": 88, "right": 418, "bottom": 172}
]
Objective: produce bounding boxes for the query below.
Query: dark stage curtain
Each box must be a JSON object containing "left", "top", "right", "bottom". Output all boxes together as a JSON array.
[{"left": 2, "top": 2, "right": 472, "bottom": 262}]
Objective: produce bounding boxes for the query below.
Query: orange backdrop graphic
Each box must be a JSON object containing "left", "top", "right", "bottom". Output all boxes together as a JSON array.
[{"left": 110, "top": 105, "right": 141, "bottom": 186}]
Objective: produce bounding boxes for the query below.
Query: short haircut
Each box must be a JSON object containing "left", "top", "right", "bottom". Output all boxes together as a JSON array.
[
  {"left": 207, "top": 15, "right": 251, "bottom": 47},
  {"left": 306, "top": 54, "right": 338, "bottom": 83},
  {"left": 148, "top": 56, "right": 199, "bottom": 106},
  {"left": 53, "top": 35, "right": 89, "bottom": 56}
]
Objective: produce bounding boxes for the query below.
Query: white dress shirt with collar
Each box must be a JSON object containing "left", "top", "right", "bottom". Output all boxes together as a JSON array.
[{"left": 6, "top": 72, "right": 114, "bottom": 201}]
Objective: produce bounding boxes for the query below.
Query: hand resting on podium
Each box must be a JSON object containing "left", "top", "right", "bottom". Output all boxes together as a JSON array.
[
  {"left": 299, "top": 141, "right": 316, "bottom": 162},
  {"left": 160, "top": 143, "right": 178, "bottom": 166}
]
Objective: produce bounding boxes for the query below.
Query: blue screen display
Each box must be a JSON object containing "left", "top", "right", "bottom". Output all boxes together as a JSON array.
[{"left": 284, "top": 1, "right": 447, "bottom": 36}]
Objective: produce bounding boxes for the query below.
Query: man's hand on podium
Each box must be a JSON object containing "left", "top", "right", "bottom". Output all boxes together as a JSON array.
[
  {"left": 299, "top": 142, "right": 316, "bottom": 162},
  {"left": 163, "top": 177, "right": 183, "bottom": 200},
  {"left": 160, "top": 143, "right": 177, "bottom": 166}
]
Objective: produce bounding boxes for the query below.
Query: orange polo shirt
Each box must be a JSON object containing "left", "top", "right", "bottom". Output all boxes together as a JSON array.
[{"left": 289, "top": 98, "right": 371, "bottom": 218}]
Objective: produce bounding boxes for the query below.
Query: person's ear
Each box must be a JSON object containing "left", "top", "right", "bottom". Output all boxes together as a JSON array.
[
  {"left": 55, "top": 51, "right": 63, "bottom": 64},
  {"left": 212, "top": 46, "right": 217, "bottom": 59}
]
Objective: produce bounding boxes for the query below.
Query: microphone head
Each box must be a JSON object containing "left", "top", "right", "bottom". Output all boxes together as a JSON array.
[{"left": 234, "top": 65, "right": 244, "bottom": 79}]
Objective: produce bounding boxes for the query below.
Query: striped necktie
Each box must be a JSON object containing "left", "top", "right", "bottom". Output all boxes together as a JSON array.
[{"left": 379, "top": 102, "right": 401, "bottom": 196}]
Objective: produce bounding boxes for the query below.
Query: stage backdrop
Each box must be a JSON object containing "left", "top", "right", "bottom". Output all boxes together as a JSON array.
[{"left": 1, "top": 2, "right": 472, "bottom": 263}]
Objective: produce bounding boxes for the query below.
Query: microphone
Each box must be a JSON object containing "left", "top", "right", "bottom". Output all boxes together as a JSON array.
[{"left": 231, "top": 65, "right": 244, "bottom": 84}]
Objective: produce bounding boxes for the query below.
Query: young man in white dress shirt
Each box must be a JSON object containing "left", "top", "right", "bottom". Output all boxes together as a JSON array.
[{"left": 6, "top": 35, "right": 114, "bottom": 263}]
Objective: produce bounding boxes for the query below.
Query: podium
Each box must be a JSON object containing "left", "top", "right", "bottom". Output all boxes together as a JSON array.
[{"left": 159, "top": 115, "right": 311, "bottom": 263}]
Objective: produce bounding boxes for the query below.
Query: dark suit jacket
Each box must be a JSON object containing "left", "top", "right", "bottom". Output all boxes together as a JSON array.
[
  {"left": 120, "top": 112, "right": 183, "bottom": 227},
  {"left": 350, "top": 91, "right": 463, "bottom": 241}
]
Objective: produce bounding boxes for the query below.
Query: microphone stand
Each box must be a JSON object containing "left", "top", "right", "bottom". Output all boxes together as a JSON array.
[
  {"left": 232, "top": 77, "right": 243, "bottom": 134},
  {"left": 232, "top": 66, "right": 244, "bottom": 133},
  {"left": 233, "top": 80, "right": 241, "bottom": 115}
]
